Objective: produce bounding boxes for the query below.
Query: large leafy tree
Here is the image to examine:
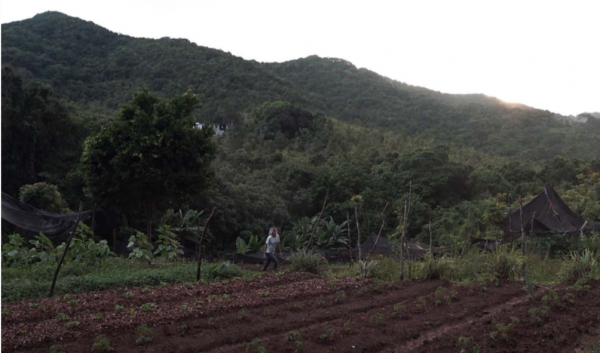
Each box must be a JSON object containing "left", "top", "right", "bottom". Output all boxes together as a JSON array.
[{"left": 81, "top": 90, "right": 217, "bottom": 238}]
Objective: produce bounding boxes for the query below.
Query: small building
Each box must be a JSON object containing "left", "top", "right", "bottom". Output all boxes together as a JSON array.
[{"left": 194, "top": 123, "right": 232, "bottom": 136}]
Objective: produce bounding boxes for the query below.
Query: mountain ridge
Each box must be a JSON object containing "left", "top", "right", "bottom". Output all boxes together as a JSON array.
[{"left": 2, "top": 11, "right": 599, "bottom": 161}]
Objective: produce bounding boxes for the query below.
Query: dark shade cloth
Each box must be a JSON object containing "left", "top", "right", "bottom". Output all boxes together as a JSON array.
[
  {"left": 1, "top": 192, "right": 92, "bottom": 236},
  {"left": 500, "top": 186, "right": 587, "bottom": 236}
]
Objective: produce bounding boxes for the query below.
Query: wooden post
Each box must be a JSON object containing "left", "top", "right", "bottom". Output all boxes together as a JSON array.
[
  {"left": 428, "top": 220, "right": 433, "bottom": 254},
  {"left": 49, "top": 203, "right": 83, "bottom": 297},
  {"left": 355, "top": 202, "right": 362, "bottom": 261},
  {"left": 368, "top": 202, "right": 389, "bottom": 258},
  {"left": 519, "top": 196, "right": 525, "bottom": 252},
  {"left": 347, "top": 211, "right": 353, "bottom": 262},
  {"left": 197, "top": 207, "right": 216, "bottom": 282},
  {"left": 306, "top": 189, "right": 329, "bottom": 250},
  {"left": 400, "top": 181, "right": 412, "bottom": 281}
]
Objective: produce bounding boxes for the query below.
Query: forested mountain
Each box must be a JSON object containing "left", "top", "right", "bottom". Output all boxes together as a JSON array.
[
  {"left": 3, "top": 11, "right": 600, "bottom": 162},
  {"left": 2, "top": 12, "right": 599, "bottom": 252}
]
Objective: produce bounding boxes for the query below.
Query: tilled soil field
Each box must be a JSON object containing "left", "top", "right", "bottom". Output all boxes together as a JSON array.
[{"left": 2, "top": 273, "right": 599, "bottom": 353}]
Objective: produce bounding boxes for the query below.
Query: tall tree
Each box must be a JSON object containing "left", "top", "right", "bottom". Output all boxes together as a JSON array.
[{"left": 81, "top": 90, "right": 217, "bottom": 238}]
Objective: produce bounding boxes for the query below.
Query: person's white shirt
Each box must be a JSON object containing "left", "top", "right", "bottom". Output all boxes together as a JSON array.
[{"left": 265, "top": 235, "right": 280, "bottom": 254}]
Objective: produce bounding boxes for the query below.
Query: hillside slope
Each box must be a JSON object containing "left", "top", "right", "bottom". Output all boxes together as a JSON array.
[{"left": 2, "top": 11, "right": 599, "bottom": 161}]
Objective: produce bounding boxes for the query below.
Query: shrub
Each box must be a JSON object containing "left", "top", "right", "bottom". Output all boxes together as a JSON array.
[
  {"left": 487, "top": 246, "right": 522, "bottom": 281},
  {"left": 356, "top": 260, "right": 378, "bottom": 278},
  {"left": 561, "top": 249, "right": 599, "bottom": 280},
  {"left": 421, "top": 254, "right": 450, "bottom": 280},
  {"left": 288, "top": 250, "right": 327, "bottom": 274},
  {"left": 92, "top": 335, "right": 114, "bottom": 352},
  {"left": 202, "top": 261, "right": 244, "bottom": 281},
  {"left": 19, "top": 182, "right": 69, "bottom": 213}
]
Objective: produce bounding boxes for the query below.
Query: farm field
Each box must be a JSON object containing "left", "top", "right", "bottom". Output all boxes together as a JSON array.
[{"left": 2, "top": 272, "right": 599, "bottom": 353}]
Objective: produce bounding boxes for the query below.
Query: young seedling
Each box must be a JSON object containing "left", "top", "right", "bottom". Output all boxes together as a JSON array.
[
  {"left": 92, "top": 335, "right": 114, "bottom": 352},
  {"left": 66, "top": 321, "right": 81, "bottom": 328},
  {"left": 2, "top": 307, "right": 11, "bottom": 315},
  {"left": 114, "top": 305, "right": 124, "bottom": 311},
  {"left": 136, "top": 324, "right": 153, "bottom": 345},
  {"left": 177, "top": 324, "right": 189, "bottom": 336},
  {"left": 283, "top": 330, "right": 302, "bottom": 342},
  {"left": 563, "top": 292, "right": 575, "bottom": 303},
  {"left": 291, "top": 303, "right": 304, "bottom": 312},
  {"left": 29, "top": 303, "right": 42, "bottom": 309},
  {"left": 327, "top": 279, "right": 340, "bottom": 286},
  {"left": 458, "top": 336, "right": 480, "bottom": 353},
  {"left": 56, "top": 313, "right": 69, "bottom": 322},
  {"left": 261, "top": 309, "right": 271, "bottom": 317},
  {"left": 207, "top": 317, "right": 216, "bottom": 325},
  {"left": 208, "top": 295, "right": 217, "bottom": 300},
  {"left": 490, "top": 317, "right": 520, "bottom": 340},
  {"left": 141, "top": 287, "right": 151, "bottom": 293},
  {"left": 221, "top": 294, "right": 230, "bottom": 301},
  {"left": 246, "top": 338, "right": 267, "bottom": 353},
  {"left": 195, "top": 300, "right": 204, "bottom": 306},
  {"left": 260, "top": 291, "right": 270, "bottom": 297},
  {"left": 123, "top": 291, "right": 133, "bottom": 299},
  {"left": 181, "top": 304, "right": 189, "bottom": 312},
  {"left": 130, "top": 308, "right": 136, "bottom": 319},
  {"left": 238, "top": 309, "right": 248, "bottom": 320},
  {"left": 568, "top": 278, "right": 592, "bottom": 292},
  {"left": 358, "top": 286, "right": 369, "bottom": 295},
  {"left": 371, "top": 312, "right": 385, "bottom": 325},
  {"left": 49, "top": 344, "right": 67, "bottom": 353},
  {"left": 416, "top": 296, "right": 426, "bottom": 309},
  {"left": 92, "top": 314, "right": 104, "bottom": 322},
  {"left": 334, "top": 290, "right": 346, "bottom": 304},
  {"left": 343, "top": 320, "right": 353, "bottom": 334},
  {"left": 140, "top": 303, "right": 156, "bottom": 312},
  {"left": 317, "top": 299, "right": 326, "bottom": 306},
  {"left": 318, "top": 324, "right": 336, "bottom": 344},
  {"left": 541, "top": 290, "right": 560, "bottom": 307},
  {"left": 67, "top": 299, "right": 79, "bottom": 307},
  {"left": 528, "top": 306, "right": 550, "bottom": 325}
]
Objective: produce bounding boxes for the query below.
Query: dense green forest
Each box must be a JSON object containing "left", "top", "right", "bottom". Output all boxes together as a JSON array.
[{"left": 2, "top": 12, "right": 599, "bottom": 253}]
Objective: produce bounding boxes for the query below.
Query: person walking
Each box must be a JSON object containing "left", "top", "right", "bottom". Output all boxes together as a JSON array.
[{"left": 263, "top": 226, "right": 283, "bottom": 271}]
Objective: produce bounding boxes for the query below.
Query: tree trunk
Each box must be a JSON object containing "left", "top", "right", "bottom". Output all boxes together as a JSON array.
[
  {"left": 428, "top": 220, "right": 433, "bottom": 254},
  {"left": 519, "top": 196, "right": 525, "bottom": 252}
]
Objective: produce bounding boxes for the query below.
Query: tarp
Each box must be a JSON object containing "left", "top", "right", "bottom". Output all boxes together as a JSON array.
[
  {"left": 501, "top": 186, "right": 586, "bottom": 236},
  {"left": 1, "top": 192, "right": 92, "bottom": 236}
]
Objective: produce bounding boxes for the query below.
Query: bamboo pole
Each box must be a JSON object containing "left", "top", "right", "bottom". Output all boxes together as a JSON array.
[
  {"left": 306, "top": 189, "right": 329, "bottom": 250},
  {"left": 355, "top": 202, "right": 362, "bottom": 261},
  {"left": 519, "top": 196, "right": 525, "bottom": 252},
  {"left": 428, "top": 220, "right": 433, "bottom": 254},
  {"left": 49, "top": 203, "right": 83, "bottom": 297},
  {"left": 347, "top": 211, "right": 353, "bottom": 262},
  {"left": 197, "top": 207, "right": 216, "bottom": 282},
  {"left": 400, "top": 181, "right": 412, "bottom": 281},
  {"left": 368, "top": 202, "right": 389, "bottom": 258}
]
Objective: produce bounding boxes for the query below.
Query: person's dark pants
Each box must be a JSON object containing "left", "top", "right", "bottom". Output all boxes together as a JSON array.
[{"left": 263, "top": 252, "right": 278, "bottom": 270}]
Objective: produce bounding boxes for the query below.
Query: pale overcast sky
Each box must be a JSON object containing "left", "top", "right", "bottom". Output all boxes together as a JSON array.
[{"left": 2, "top": 0, "right": 599, "bottom": 116}]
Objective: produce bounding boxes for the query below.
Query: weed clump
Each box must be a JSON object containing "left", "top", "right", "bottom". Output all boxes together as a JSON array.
[{"left": 288, "top": 250, "right": 327, "bottom": 274}]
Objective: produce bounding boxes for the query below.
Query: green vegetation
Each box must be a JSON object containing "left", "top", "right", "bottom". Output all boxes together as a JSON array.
[
  {"left": 92, "top": 335, "right": 114, "bottom": 352},
  {"left": 288, "top": 250, "right": 327, "bottom": 274},
  {"left": 135, "top": 324, "right": 153, "bottom": 345}
]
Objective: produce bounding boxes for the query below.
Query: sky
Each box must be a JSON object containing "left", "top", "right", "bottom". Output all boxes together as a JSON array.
[{"left": 1, "top": 0, "right": 599, "bottom": 116}]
